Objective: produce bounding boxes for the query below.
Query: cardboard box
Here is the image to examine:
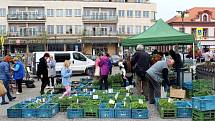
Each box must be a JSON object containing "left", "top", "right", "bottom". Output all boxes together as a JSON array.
[{"left": 170, "top": 87, "right": 186, "bottom": 99}]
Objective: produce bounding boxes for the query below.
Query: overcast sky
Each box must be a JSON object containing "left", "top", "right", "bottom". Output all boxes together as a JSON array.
[{"left": 150, "top": 0, "right": 215, "bottom": 21}]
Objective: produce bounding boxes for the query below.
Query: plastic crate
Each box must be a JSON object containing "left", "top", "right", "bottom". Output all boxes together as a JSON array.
[
  {"left": 158, "top": 106, "right": 177, "bottom": 119},
  {"left": 183, "top": 82, "right": 192, "bottom": 90},
  {"left": 22, "top": 108, "right": 37, "bottom": 118},
  {"left": 114, "top": 103, "right": 131, "bottom": 118},
  {"left": 84, "top": 106, "right": 99, "bottom": 118},
  {"left": 192, "top": 96, "right": 215, "bottom": 111},
  {"left": 99, "top": 103, "right": 115, "bottom": 118},
  {"left": 131, "top": 109, "right": 149, "bottom": 119},
  {"left": 175, "top": 101, "right": 192, "bottom": 118},
  {"left": 7, "top": 102, "right": 28, "bottom": 118},
  {"left": 192, "top": 109, "right": 215, "bottom": 121},
  {"left": 37, "top": 103, "right": 59, "bottom": 118},
  {"left": 67, "top": 108, "right": 84, "bottom": 119}
]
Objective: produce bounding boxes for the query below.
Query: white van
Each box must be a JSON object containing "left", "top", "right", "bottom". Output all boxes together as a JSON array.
[{"left": 31, "top": 51, "right": 95, "bottom": 76}]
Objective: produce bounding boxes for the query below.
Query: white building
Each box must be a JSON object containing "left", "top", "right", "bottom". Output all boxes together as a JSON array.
[{"left": 0, "top": 0, "right": 156, "bottom": 55}]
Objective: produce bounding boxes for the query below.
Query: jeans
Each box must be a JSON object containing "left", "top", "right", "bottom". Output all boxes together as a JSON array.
[
  {"left": 48, "top": 77, "right": 55, "bottom": 87},
  {"left": 1, "top": 80, "right": 13, "bottom": 102}
]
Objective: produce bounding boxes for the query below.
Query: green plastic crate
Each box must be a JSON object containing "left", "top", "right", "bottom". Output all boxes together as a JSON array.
[
  {"left": 192, "top": 109, "right": 215, "bottom": 121},
  {"left": 158, "top": 106, "right": 177, "bottom": 119}
]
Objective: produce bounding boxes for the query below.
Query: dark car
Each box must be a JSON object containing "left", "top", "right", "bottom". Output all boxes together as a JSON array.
[{"left": 111, "top": 55, "right": 120, "bottom": 66}]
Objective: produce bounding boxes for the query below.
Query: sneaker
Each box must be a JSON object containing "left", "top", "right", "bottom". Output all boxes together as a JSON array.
[
  {"left": 9, "top": 97, "right": 16, "bottom": 101},
  {"left": 16, "top": 92, "right": 21, "bottom": 95},
  {"left": 1, "top": 102, "right": 9, "bottom": 105},
  {"left": 45, "top": 86, "right": 50, "bottom": 89}
]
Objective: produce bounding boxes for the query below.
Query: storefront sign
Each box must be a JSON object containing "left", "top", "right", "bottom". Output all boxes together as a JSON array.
[{"left": 196, "top": 27, "right": 203, "bottom": 39}]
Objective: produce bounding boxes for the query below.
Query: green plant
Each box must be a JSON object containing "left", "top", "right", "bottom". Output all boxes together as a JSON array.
[
  {"left": 158, "top": 99, "right": 176, "bottom": 109},
  {"left": 131, "top": 101, "right": 147, "bottom": 109},
  {"left": 27, "top": 103, "right": 42, "bottom": 109}
]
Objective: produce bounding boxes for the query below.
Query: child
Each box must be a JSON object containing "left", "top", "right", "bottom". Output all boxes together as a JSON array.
[{"left": 59, "top": 60, "right": 72, "bottom": 99}]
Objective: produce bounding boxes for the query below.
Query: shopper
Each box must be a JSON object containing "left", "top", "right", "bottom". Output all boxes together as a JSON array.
[
  {"left": 99, "top": 53, "right": 110, "bottom": 90},
  {"left": 59, "top": 60, "right": 72, "bottom": 99},
  {"left": 47, "top": 55, "right": 56, "bottom": 88},
  {"left": 0, "top": 56, "right": 16, "bottom": 105},
  {"left": 94, "top": 52, "right": 102, "bottom": 77},
  {"left": 122, "top": 55, "right": 133, "bottom": 87},
  {"left": 11, "top": 57, "right": 25, "bottom": 94},
  {"left": 131, "top": 44, "right": 151, "bottom": 97},
  {"left": 146, "top": 58, "right": 174, "bottom": 104},
  {"left": 169, "top": 48, "right": 182, "bottom": 87},
  {"left": 37, "top": 53, "right": 50, "bottom": 95}
]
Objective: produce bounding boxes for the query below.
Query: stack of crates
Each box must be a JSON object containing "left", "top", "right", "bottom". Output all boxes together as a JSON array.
[
  {"left": 192, "top": 79, "right": 213, "bottom": 97},
  {"left": 182, "top": 81, "right": 193, "bottom": 98},
  {"left": 158, "top": 98, "right": 177, "bottom": 119},
  {"left": 192, "top": 96, "right": 215, "bottom": 121}
]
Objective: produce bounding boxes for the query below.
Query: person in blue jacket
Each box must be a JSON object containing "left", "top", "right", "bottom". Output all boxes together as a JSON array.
[
  {"left": 59, "top": 60, "right": 72, "bottom": 99},
  {"left": 0, "top": 56, "right": 16, "bottom": 105},
  {"left": 11, "top": 57, "right": 25, "bottom": 95}
]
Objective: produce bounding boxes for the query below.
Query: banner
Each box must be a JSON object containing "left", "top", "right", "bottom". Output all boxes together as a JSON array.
[{"left": 196, "top": 28, "right": 203, "bottom": 39}]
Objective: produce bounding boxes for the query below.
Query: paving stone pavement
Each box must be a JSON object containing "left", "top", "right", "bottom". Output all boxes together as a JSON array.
[{"left": 0, "top": 67, "right": 191, "bottom": 121}]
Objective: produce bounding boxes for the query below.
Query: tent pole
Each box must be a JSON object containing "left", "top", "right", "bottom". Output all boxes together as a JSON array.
[
  {"left": 192, "top": 42, "right": 195, "bottom": 80},
  {"left": 181, "top": 45, "right": 185, "bottom": 88}
]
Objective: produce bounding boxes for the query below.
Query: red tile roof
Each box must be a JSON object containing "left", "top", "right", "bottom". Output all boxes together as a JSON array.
[{"left": 167, "top": 7, "right": 215, "bottom": 23}]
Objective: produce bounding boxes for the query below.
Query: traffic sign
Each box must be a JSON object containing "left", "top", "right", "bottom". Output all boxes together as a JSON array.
[{"left": 196, "top": 28, "right": 203, "bottom": 39}]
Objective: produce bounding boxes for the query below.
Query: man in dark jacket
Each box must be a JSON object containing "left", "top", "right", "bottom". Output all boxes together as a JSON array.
[
  {"left": 37, "top": 53, "right": 50, "bottom": 95},
  {"left": 131, "top": 44, "right": 151, "bottom": 98}
]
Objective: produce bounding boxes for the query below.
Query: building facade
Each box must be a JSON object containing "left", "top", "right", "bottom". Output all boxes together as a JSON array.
[
  {"left": 167, "top": 7, "right": 215, "bottom": 52},
  {"left": 0, "top": 0, "right": 156, "bottom": 56}
]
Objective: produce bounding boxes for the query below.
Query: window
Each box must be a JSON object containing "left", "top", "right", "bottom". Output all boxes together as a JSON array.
[
  {"left": 54, "top": 53, "right": 70, "bottom": 62},
  {"left": 9, "top": 26, "right": 17, "bottom": 33},
  {"left": 0, "top": 25, "right": 6, "bottom": 35},
  {"left": 118, "top": 25, "right": 125, "bottom": 34},
  {"left": 127, "top": 10, "right": 133, "bottom": 18},
  {"left": 118, "top": 10, "right": 125, "bottom": 17},
  {"left": 0, "top": 8, "right": 6, "bottom": 17},
  {"left": 151, "top": 11, "right": 156, "bottom": 20},
  {"left": 143, "top": 11, "right": 149, "bottom": 18},
  {"left": 127, "top": 25, "right": 133, "bottom": 34},
  {"left": 65, "top": 9, "right": 72, "bottom": 17},
  {"left": 74, "top": 9, "right": 81, "bottom": 17},
  {"left": 135, "top": 26, "right": 141, "bottom": 34},
  {"left": 47, "top": 9, "right": 54, "bottom": 17},
  {"left": 56, "top": 25, "right": 64, "bottom": 34},
  {"left": 75, "top": 25, "right": 82, "bottom": 35},
  {"left": 47, "top": 25, "right": 54, "bottom": 34},
  {"left": 203, "top": 15, "right": 208, "bottom": 22},
  {"left": 179, "top": 28, "right": 185, "bottom": 32},
  {"left": 135, "top": 0, "right": 143, "bottom": 3},
  {"left": 191, "top": 28, "right": 196, "bottom": 36},
  {"left": 143, "top": 26, "right": 149, "bottom": 31},
  {"left": 73, "top": 52, "right": 86, "bottom": 61},
  {"left": 66, "top": 25, "right": 73, "bottom": 34},
  {"left": 203, "top": 28, "right": 208, "bottom": 37},
  {"left": 56, "top": 9, "right": 64, "bottom": 17},
  {"left": 135, "top": 10, "right": 141, "bottom": 18}
]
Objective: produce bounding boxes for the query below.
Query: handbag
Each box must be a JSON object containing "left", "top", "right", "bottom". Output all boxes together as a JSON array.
[
  {"left": 0, "top": 80, "right": 7, "bottom": 96},
  {"left": 94, "top": 67, "right": 100, "bottom": 76}
]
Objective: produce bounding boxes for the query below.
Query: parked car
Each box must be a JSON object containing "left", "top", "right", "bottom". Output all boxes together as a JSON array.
[
  {"left": 111, "top": 55, "right": 120, "bottom": 66},
  {"left": 86, "top": 55, "right": 97, "bottom": 61}
]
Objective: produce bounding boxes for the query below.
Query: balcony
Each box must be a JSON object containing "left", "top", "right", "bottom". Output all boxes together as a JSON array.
[
  {"left": 83, "top": 30, "right": 117, "bottom": 37},
  {"left": 8, "top": 31, "right": 44, "bottom": 38},
  {"left": 7, "top": 14, "right": 46, "bottom": 23},
  {"left": 82, "top": 15, "right": 118, "bottom": 23}
]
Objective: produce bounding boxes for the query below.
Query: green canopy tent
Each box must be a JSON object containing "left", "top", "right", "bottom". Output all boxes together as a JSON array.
[
  {"left": 122, "top": 19, "right": 196, "bottom": 87},
  {"left": 122, "top": 19, "right": 195, "bottom": 46}
]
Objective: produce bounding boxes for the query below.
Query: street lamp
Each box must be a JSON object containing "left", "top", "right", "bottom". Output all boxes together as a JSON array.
[
  {"left": 176, "top": 10, "right": 189, "bottom": 87},
  {"left": 176, "top": 10, "right": 189, "bottom": 32}
]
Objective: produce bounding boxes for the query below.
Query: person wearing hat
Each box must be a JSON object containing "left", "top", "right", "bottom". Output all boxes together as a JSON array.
[
  {"left": 145, "top": 58, "right": 174, "bottom": 104},
  {"left": 0, "top": 56, "right": 16, "bottom": 105},
  {"left": 37, "top": 53, "right": 50, "bottom": 95},
  {"left": 11, "top": 57, "right": 25, "bottom": 95}
]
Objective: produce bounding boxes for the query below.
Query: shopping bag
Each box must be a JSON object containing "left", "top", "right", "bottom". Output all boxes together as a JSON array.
[
  {"left": 94, "top": 67, "right": 100, "bottom": 76},
  {"left": 161, "top": 86, "right": 167, "bottom": 98},
  {"left": 0, "top": 80, "right": 7, "bottom": 96}
]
